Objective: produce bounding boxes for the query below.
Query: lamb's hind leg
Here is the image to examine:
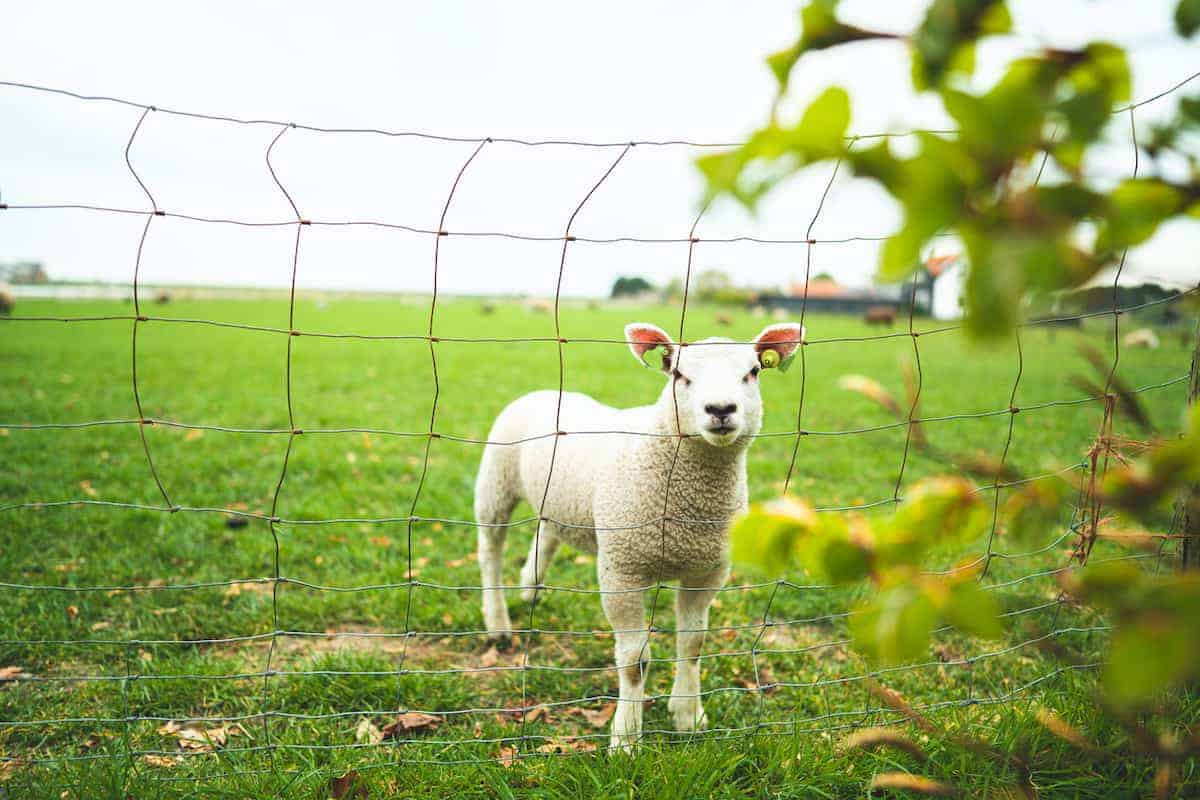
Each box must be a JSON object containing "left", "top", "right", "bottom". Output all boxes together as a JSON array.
[
  {"left": 475, "top": 449, "right": 518, "bottom": 641},
  {"left": 669, "top": 563, "right": 729, "bottom": 732},
  {"left": 519, "top": 521, "right": 561, "bottom": 603}
]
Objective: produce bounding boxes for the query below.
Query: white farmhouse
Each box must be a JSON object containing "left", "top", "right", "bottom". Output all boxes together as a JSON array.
[{"left": 925, "top": 253, "right": 966, "bottom": 321}]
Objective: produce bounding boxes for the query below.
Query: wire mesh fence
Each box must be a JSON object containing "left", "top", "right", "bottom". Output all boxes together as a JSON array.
[{"left": 1, "top": 75, "right": 1198, "bottom": 786}]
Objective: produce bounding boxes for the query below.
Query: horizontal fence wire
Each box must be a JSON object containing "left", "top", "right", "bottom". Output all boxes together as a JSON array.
[{"left": 0, "top": 72, "right": 1198, "bottom": 787}]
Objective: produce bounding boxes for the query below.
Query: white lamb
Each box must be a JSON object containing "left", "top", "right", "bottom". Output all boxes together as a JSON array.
[{"left": 474, "top": 320, "right": 804, "bottom": 749}]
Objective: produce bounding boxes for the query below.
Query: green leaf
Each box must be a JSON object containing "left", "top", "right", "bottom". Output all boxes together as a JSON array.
[
  {"left": 880, "top": 477, "right": 988, "bottom": 563},
  {"left": 942, "top": 579, "right": 1003, "bottom": 639},
  {"left": 776, "top": 347, "right": 798, "bottom": 373},
  {"left": 798, "top": 87, "right": 852, "bottom": 157},
  {"left": 816, "top": 534, "right": 873, "bottom": 583},
  {"left": 1105, "top": 621, "right": 1198, "bottom": 707},
  {"left": 729, "top": 497, "right": 819, "bottom": 577},
  {"left": 1003, "top": 477, "right": 1070, "bottom": 543},
  {"left": 766, "top": 44, "right": 803, "bottom": 89},
  {"left": 797, "top": 0, "right": 882, "bottom": 53},
  {"left": 1096, "top": 179, "right": 1185, "bottom": 255},
  {"left": 911, "top": 0, "right": 1012, "bottom": 89},
  {"left": 1177, "top": 0, "right": 1200, "bottom": 36},
  {"left": 1072, "top": 560, "right": 1146, "bottom": 612},
  {"left": 851, "top": 584, "right": 936, "bottom": 665}
]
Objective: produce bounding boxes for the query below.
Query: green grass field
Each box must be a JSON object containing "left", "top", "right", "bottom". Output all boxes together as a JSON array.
[{"left": 1, "top": 295, "right": 1197, "bottom": 798}]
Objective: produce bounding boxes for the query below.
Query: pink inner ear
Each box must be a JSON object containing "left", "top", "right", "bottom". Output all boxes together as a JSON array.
[
  {"left": 626, "top": 324, "right": 673, "bottom": 360},
  {"left": 754, "top": 324, "right": 805, "bottom": 360}
]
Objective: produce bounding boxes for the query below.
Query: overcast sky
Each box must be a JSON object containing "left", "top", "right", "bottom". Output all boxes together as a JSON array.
[{"left": 2, "top": 0, "right": 1196, "bottom": 296}]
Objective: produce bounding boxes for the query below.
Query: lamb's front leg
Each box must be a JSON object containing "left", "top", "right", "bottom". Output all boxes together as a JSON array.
[
  {"left": 600, "top": 572, "right": 648, "bottom": 752},
  {"left": 669, "top": 564, "right": 728, "bottom": 732}
]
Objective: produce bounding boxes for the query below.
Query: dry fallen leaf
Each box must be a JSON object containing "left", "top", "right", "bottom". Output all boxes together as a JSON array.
[
  {"left": 329, "top": 770, "right": 368, "bottom": 799},
  {"left": 564, "top": 705, "right": 614, "bottom": 729},
  {"left": 90, "top": 621, "right": 111, "bottom": 632},
  {"left": 496, "top": 746, "right": 520, "bottom": 767},
  {"left": 578, "top": 702, "right": 616, "bottom": 728},
  {"left": 536, "top": 736, "right": 597, "bottom": 755},
  {"left": 184, "top": 429, "right": 204, "bottom": 442},
  {"left": 355, "top": 717, "right": 383, "bottom": 745},
  {"left": 479, "top": 646, "right": 500, "bottom": 668},
  {"left": 369, "top": 536, "right": 394, "bottom": 548},
  {"left": 741, "top": 665, "right": 777, "bottom": 694},
  {"left": 140, "top": 754, "right": 181, "bottom": 768},
  {"left": 446, "top": 558, "right": 467, "bottom": 569},
  {"left": 66, "top": 606, "right": 79, "bottom": 619},
  {"left": 156, "top": 721, "right": 245, "bottom": 753},
  {"left": 496, "top": 700, "right": 552, "bottom": 725},
  {"left": 381, "top": 712, "right": 442, "bottom": 739},
  {"left": 79, "top": 480, "right": 98, "bottom": 497},
  {"left": 0, "top": 666, "right": 32, "bottom": 683},
  {"left": 0, "top": 757, "right": 23, "bottom": 782}
]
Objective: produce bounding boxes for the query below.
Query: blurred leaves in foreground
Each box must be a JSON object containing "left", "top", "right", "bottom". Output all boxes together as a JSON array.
[{"left": 698, "top": 0, "right": 1200, "bottom": 339}]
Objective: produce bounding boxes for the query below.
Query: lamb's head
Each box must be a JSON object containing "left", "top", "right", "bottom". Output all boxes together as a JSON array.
[{"left": 625, "top": 321, "right": 805, "bottom": 448}]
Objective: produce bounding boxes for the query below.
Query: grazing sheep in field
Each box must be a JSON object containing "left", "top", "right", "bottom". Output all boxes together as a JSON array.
[
  {"left": 714, "top": 312, "right": 733, "bottom": 327},
  {"left": 0, "top": 285, "right": 13, "bottom": 316},
  {"left": 480, "top": 301, "right": 497, "bottom": 315},
  {"left": 527, "top": 299, "right": 553, "bottom": 315},
  {"left": 474, "top": 321, "right": 804, "bottom": 749},
  {"left": 863, "top": 306, "right": 896, "bottom": 326},
  {"left": 154, "top": 289, "right": 172, "bottom": 305},
  {"left": 1123, "top": 327, "right": 1160, "bottom": 350}
]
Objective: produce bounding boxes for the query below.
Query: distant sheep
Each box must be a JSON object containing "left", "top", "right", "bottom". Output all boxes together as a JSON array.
[
  {"left": 1123, "top": 328, "right": 1160, "bottom": 349},
  {"left": 527, "top": 299, "right": 553, "bottom": 315},
  {"left": 0, "top": 285, "right": 13, "bottom": 316},
  {"left": 474, "top": 321, "right": 804, "bottom": 749},
  {"left": 714, "top": 312, "right": 733, "bottom": 327},
  {"left": 863, "top": 306, "right": 896, "bottom": 327},
  {"left": 480, "top": 301, "right": 497, "bottom": 315},
  {"left": 154, "top": 290, "right": 172, "bottom": 305}
]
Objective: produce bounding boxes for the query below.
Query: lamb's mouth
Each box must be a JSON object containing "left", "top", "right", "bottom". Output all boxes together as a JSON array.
[{"left": 702, "top": 424, "right": 740, "bottom": 445}]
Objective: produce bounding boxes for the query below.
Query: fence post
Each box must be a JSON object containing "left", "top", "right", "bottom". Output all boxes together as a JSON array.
[{"left": 1180, "top": 312, "right": 1200, "bottom": 570}]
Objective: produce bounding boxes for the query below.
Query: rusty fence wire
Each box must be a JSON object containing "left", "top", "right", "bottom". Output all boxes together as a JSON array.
[{"left": 0, "top": 74, "right": 1198, "bottom": 786}]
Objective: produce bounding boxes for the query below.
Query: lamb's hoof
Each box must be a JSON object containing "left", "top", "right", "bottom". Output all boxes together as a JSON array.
[
  {"left": 488, "top": 633, "right": 514, "bottom": 651},
  {"left": 668, "top": 698, "right": 707, "bottom": 733},
  {"left": 484, "top": 614, "right": 514, "bottom": 648}
]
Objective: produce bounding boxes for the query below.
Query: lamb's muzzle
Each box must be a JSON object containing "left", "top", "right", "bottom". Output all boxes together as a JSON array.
[{"left": 473, "top": 319, "right": 804, "bottom": 749}]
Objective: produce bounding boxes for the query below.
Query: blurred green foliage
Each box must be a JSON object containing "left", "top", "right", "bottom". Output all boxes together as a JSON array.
[{"left": 698, "top": 0, "right": 1200, "bottom": 338}]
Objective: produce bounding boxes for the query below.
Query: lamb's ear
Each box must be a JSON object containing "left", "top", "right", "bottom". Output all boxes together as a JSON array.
[
  {"left": 754, "top": 323, "right": 805, "bottom": 368},
  {"left": 625, "top": 322, "right": 675, "bottom": 372}
]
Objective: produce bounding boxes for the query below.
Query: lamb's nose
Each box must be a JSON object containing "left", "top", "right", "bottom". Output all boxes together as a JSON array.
[{"left": 705, "top": 403, "right": 737, "bottom": 418}]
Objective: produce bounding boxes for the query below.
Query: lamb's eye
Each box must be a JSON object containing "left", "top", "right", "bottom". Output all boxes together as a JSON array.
[
  {"left": 744, "top": 366, "right": 760, "bottom": 383},
  {"left": 672, "top": 369, "right": 691, "bottom": 386}
]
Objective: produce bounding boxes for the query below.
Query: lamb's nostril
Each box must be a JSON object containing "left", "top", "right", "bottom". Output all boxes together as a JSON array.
[{"left": 704, "top": 403, "right": 737, "bottom": 418}]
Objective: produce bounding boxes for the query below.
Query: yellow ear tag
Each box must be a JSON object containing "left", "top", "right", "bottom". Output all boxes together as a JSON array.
[{"left": 761, "top": 349, "right": 780, "bottom": 369}]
